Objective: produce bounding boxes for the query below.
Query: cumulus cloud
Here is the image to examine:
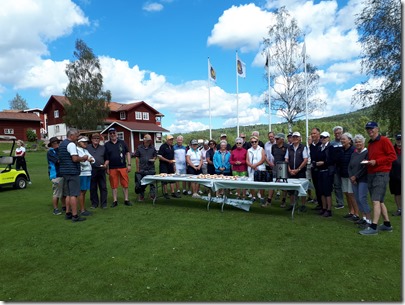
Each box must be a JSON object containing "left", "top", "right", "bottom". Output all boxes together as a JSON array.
[
  {"left": 166, "top": 120, "right": 209, "bottom": 134},
  {"left": 207, "top": 4, "right": 274, "bottom": 52},
  {"left": 0, "top": 0, "right": 88, "bottom": 84}
]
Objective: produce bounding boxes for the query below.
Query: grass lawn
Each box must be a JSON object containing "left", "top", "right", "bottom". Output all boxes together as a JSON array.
[{"left": 0, "top": 148, "right": 402, "bottom": 302}]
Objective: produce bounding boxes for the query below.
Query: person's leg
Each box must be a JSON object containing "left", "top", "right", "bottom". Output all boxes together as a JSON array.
[
  {"left": 90, "top": 170, "right": 99, "bottom": 208},
  {"left": 99, "top": 172, "right": 108, "bottom": 208},
  {"left": 333, "top": 173, "right": 344, "bottom": 207}
]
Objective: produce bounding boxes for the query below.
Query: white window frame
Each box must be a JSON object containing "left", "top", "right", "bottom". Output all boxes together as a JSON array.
[
  {"left": 54, "top": 110, "right": 59, "bottom": 118},
  {"left": 4, "top": 128, "right": 14, "bottom": 135},
  {"left": 135, "top": 111, "right": 142, "bottom": 120},
  {"left": 142, "top": 112, "right": 149, "bottom": 120},
  {"left": 120, "top": 111, "right": 126, "bottom": 120}
]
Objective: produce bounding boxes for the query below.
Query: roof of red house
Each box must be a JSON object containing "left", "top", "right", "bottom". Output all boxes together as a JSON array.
[
  {"left": 102, "top": 121, "right": 169, "bottom": 133},
  {"left": 0, "top": 112, "right": 41, "bottom": 121},
  {"left": 44, "top": 95, "right": 164, "bottom": 116}
]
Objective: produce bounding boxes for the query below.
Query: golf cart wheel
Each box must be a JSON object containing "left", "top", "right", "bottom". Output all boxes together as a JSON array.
[{"left": 14, "top": 176, "right": 27, "bottom": 189}]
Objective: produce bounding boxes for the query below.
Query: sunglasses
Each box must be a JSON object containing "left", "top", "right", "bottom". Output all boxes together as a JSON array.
[
  {"left": 250, "top": 141, "right": 258, "bottom": 144},
  {"left": 236, "top": 142, "right": 242, "bottom": 144},
  {"left": 109, "top": 132, "right": 116, "bottom": 134},
  {"left": 320, "top": 136, "right": 326, "bottom": 139}
]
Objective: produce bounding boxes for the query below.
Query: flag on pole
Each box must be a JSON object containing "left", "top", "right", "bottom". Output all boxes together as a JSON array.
[
  {"left": 265, "top": 50, "right": 270, "bottom": 70},
  {"left": 236, "top": 55, "right": 246, "bottom": 78},
  {"left": 208, "top": 59, "right": 216, "bottom": 82},
  {"left": 301, "top": 40, "right": 306, "bottom": 63}
]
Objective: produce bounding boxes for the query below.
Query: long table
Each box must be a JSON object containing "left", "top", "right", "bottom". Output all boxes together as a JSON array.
[{"left": 141, "top": 175, "right": 309, "bottom": 219}]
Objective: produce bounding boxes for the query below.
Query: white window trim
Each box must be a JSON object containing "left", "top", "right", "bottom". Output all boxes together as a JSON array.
[
  {"left": 142, "top": 112, "right": 149, "bottom": 120},
  {"left": 120, "top": 111, "right": 126, "bottom": 120},
  {"left": 54, "top": 110, "right": 59, "bottom": 118},
  {"left": 135, "top": 111, "right": 142, "bottom": 120}
]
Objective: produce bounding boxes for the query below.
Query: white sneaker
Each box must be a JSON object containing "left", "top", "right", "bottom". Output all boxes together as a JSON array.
[
  {"left": 192, "top": 193, "right": 201, "bottom": 198},
  {"left": 198, "top": 190, "right": 204, "bottom": 195},
  {"left": 187, "top": 190, "right": 192, "bottom": 195}
]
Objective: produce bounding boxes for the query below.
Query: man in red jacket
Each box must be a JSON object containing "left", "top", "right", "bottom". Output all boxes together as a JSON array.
[{"left": 359, "top": 121, "right": 397, "bottom": 235}]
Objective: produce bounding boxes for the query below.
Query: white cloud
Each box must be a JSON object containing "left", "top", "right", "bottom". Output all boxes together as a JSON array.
[
  {"left": 0, "top": 0, "right": 88, "bottom": 84},
  {"left": 166, "top": 120, "right": 209, "bottom": 134},
  {"left": 142, "top": 2, "right": 164, "bottom": 12},
  {"left": 207, "top": 4, "right": 275, "bottom": 52},
  {"left": 317, "top": 59, "right": 363, "bottom": 85}
]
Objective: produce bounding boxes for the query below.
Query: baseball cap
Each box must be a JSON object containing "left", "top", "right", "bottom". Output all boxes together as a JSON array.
[
  {"left": 47, "top": 136, "right": 60, "bottom": 147},
  {"left": 292, "top": 131, "right": 301, "bottom": 137},
  {"left": 91, "top": 133, "right": 101, "bottom": 139},
  {"left": 166, "top": 134, "right": 174, "bottom": 140},
  {"left": 220, "top": 133, "right": 227, "bottom": 137},
  {"left": 78, "top": 136, "right": 89, "bottom": 143},
  {"left": 396, "top": 134, "right": 401, "bottom": 140},
  {"left": 320, "top": 131, "right": 330, "bottom": 138},
  {"left": 108, "top": 127, "right": 116, "bottom": 133},
  {"left": 275, "top": 133, "right": 285, "bottom": 139},
  {"left": 190, "top": 139, "right": 198, "bottom": 145},
  {"left": 365, "top": 121, "right": 378, "bottom": 129},
  {"left": 143, "top": 134, "right": 152, "bottom": 141},
  {"left": 287, "top": 132, "right": 292, "bottom": 137}
]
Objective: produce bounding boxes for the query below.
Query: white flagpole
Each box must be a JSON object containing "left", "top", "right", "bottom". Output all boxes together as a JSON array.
[
  {"left": 267, "top": 49, "right": 271, "bottom": 132},
  {"left": 208, "top": 57, "right": 212, "bottom": 140},
  {"left": 303, "top": 37, "right": 308, "bottom": 146},
  {"left": 236, "top": 50, "right": 240, "bottom": 136}
]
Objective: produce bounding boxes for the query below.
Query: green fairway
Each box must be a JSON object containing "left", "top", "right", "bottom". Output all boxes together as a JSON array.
[{"left": 0, "top": 149, "right": 401, "bottom": 302}]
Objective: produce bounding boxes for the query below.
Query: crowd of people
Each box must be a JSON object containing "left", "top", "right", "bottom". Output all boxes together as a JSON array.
[{"left": 44, "top": 123, "right": 401, "bottom": 235}]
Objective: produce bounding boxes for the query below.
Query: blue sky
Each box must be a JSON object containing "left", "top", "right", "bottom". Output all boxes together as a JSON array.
[{"left": 0, "top": 0, "right": 377, "bottom": 134}]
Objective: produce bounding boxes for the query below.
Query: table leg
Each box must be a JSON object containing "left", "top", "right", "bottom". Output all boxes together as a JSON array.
[{"left": 291, "top": 191, "right": 298, "bottom": 220}]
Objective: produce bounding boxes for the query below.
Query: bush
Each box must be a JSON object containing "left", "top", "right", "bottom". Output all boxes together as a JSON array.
[{"left": 26, "top": 129, "right": 37, "bottom": 142}]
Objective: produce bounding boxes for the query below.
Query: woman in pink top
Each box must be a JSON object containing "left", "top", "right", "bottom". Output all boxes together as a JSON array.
[{"left": 230, "top": 137, "right": 247, "bottom": 199}]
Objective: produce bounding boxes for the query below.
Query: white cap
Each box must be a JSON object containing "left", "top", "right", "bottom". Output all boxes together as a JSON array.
[
  {"left": 292, "top": 131, "right": 301, "bottom": 137},
  {"left": 320, "top": 131, "right": 330, "bottom": 138}
]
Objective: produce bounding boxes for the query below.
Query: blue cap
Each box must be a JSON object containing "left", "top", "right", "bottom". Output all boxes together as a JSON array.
[
  {"left": 365, "top": 121, "right": 378, "bottom": 129},
  {"left": 108, "top": 127, "right": 116, "bottom": 133}
]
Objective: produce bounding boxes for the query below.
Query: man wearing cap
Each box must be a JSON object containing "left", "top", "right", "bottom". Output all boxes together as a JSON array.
[
  {"left": 330, "top": 126, "right": 345, "bottom": 209},
  {"left": 264, "top": 133, "right": 289, "bottom": 207},
  {"left": 217, "top": 134, "right": 231, "bottom": 151},
  {"left": 308, "top": 127, "right": 323, "bottom": 210},
  {"left": 359, "top": 122, "right": 397, "bottom": 235},
  {"left": 47, "top": 136, "right": 65, "bottom": 215},
  {"left": 158, "top": 135, "right": 181, "bottom": 199},
  {"left": 88, "top": 133, "right": 108, "bottom": 209},
  {"left": 134, "top": 134, "right": 157, "bottom": 201},
  {"left": 285, "top": 131, "right": 309, "bottom": 212},
  {"left": 390, "top": 134, "right": 401, "bottom": 216},
  {"left": 104, "top": 127, "right": 132, "bottom": 207},
  {"left": 286, "top": 132, "right": 293, "bottom": 146},
  {"left": 59, "top": 128, "right": 89, "bottom": 222}
]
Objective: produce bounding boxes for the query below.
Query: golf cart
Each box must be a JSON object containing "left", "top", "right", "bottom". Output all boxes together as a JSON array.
[{"left": 0, "top": 135, "right": 28, "bottom": 189}]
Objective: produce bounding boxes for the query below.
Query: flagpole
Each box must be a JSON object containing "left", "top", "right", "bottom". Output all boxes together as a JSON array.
[
  {"left": 208, "top": 57, "right": 212, "bottom": 140},
  {"left": 267, "top": 49, "right": 271, "bottom": 132},
  {"left": 236, "top": 50, "right": 240, "bottom": 136},
  {"left": 303, "top": 36, "right": 308, "bottom": 146}
]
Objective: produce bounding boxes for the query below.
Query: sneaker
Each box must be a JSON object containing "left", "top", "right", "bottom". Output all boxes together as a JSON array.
[
  {"left": 343, "top": 213, "right": 354, "bottom": 219},
  {"left": 138, "top": 195, "right": 145, "bottom": 202},
  {"left": 65, "top": 213, "right": 72, "bottom": 220},
  {"left": 111, "top": 201, "right": 118, "bottom": 208},
  {"left": 163, "top": 193, "right": 171, "bottom": 200},
  {"left": 62, "top": 206, "right": 67, "bottom": 212},
  {"left": 53, "top": 208, "right": 62, "bottom": 215},
  {"left": 182, "top": 190, "right": 188, "bottom": 195},
  {"left": 347, "top": 215, "right": 360, "bottom": 222},
  {"left": 80, "top": 210, "right": 92, "bottom": 216},
  {"left": 299, "top": 205, "right": 307, "bottom": 212},
  {"left": 72, "top": 216, "right": 86, "bottom": 222},
  {"left": 276, "top": 191, "right": 280, "bottom": 199},
  {"left": 172, "top": 192, "right": 181, "bottom": 198},
  {"left": 259, "top": 198, "right": 266, "bottom": 207},
  {"left": 319, "top": 209, "right": 326, "bottom": 215},
  {"left": 307, "top": 198, "right": 314, "bottom": 203},
  {"left": 355, "top": 218, "right": 367, "bottom": 225},
  {"left": 280, "top": 202, "right": 286, "bottom": 208},
  {"left": 177, "top": 190, "right": 181, "bottom": 194},
  {"left": 322, "top": 210, "right": 332, "bottom": 218},
  {"left": 392, "top": 210, "right": 401, "bottom": 216},
  {"left": 198, "top": 190, "right": 204, "bottom": 195},
  {"left": 359, "top": 227, "right": 378, "bottom": 235},
  {"left": 192, "top": 193, "right": 201, "bottom": 198},
  {"left": 335, "top": 204, "right": 344, "bottom": 209},
  {"left": 90, "top": 205, "right": 98, "bottom": 209},
  {"left": 124, "top": 200, "right": 133, "bottom": 206},
  {"left": 187, "top": 191, "right": 192, "bottom": 195},
  {"left": 378, "top": 224, "right": 393, "bottom": 232},
  {"left": 251, "top": 197, "right": 256, "bottom": 202}
]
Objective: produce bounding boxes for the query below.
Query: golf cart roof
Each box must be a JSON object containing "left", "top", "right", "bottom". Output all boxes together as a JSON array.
[{"left": 0, "top": 135, "right": 17, "bottom": 141}]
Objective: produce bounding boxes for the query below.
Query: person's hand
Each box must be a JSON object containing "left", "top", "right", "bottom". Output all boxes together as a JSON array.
[
  {"left": 368, "top": 160, "right": 376, "bottom": 166},
  {"left": 82, "top": 155, "right": 89, "bottom": 161}
]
